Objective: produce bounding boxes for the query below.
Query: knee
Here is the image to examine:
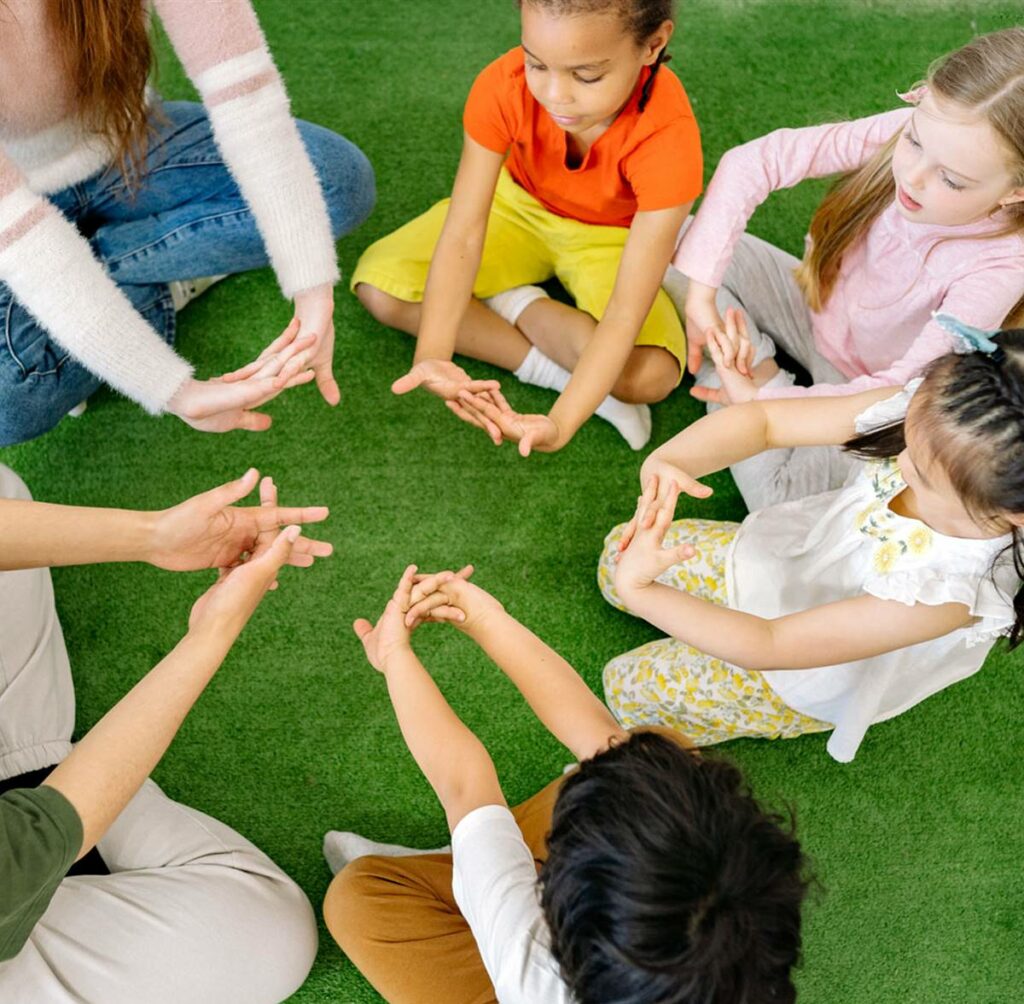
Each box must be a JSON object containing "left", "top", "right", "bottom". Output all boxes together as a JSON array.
[
  {"left": 0, "top": 376, "right": 83, "bottom": 447},
  {"left": 248, "top": 874, "right": 319, "bottom": 1001},
  {"left": 323, "top": 858, "right": 380, "bottom": 955},
  {"left": 355, "top": 282, "right": 415, "bottom": 332},
  {"left": 597, "top": 525, "right": 629, "bottom": 612},
  {"left": 612, "top": 349, "right": 679, "bottom": 404},
  {"left": 302, "top": 124, "right": 376, "bottom": 239},
  {"left": 0, "top": 463, "right": 32, "bottom": 500}
]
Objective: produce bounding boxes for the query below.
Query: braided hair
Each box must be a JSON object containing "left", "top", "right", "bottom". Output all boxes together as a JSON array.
[
  {"left": 518, "top": 0, "right": 675, "bottom": 112},
  {"left": 845, "top": 329, "right": 1024, "bottom": 647}
]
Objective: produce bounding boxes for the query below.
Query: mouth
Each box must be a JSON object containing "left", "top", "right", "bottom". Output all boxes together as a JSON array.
[
  {"left": 548, "top": 111, "right": 582, "bottom": 128},
  {"left": 897, "top": 185, "right": 923, "bottom": 212}
]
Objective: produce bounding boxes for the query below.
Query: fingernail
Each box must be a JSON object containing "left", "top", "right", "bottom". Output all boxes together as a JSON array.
[{"left": 286, "top": 525, "right": 301, "bottom": 541}]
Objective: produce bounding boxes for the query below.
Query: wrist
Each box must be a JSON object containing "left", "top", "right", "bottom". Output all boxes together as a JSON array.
[
  {"left": 381, "top": 642, "right": 418, "bottom": 675},
  {"left": 166, "top": 378, "right": 198, "bottom": 419}
]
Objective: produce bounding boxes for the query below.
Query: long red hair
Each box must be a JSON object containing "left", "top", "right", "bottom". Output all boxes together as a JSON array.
[{"left": 50, "top": 0, "right": 154, "bottom": 182}]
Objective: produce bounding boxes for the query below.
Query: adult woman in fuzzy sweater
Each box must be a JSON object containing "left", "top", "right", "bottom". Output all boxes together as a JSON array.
[{"left": 0, "top": 0, "right": 375, "bottom": 444}]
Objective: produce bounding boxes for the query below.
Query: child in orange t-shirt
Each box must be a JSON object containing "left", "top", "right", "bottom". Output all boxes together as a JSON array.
[{"left": 352, "top": 0, "right": 702, "bottom": 453}]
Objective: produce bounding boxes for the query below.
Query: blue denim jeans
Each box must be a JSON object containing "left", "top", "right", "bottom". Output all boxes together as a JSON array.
[{"left": 0, "top": 101, "right": 375, "bottom": 446}]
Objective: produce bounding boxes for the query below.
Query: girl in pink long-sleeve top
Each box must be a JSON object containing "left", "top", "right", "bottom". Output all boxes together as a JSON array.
[
  {"left": 667, "top": 27, "right": 1024, "bottom": 511},
  {"left": 0, "top": 0, "right": 374, "bottom": 446}
]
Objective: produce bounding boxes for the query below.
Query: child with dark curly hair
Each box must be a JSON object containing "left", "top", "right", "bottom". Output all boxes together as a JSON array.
[{"left": 323, "top": 566, "right": 807, "bottom": 1004}]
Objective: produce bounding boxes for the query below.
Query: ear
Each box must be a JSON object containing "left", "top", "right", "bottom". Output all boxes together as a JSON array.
[
  {"left": 642, "top": 19, "right": 674, "bottom": 65},
  {"left": 1001, "top": 511, "right": 1024, "bottom": 530},
  {"left": 997, "top": 185, "right": 1024, "bottom": 209}
]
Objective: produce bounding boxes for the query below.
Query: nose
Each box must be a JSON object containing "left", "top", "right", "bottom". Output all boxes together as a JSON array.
[
  {"left": 544, "top": 75, "right": 573, "bottom": 108},
  {"left": 903, "top": 159, "right": 928, "bottom": 191}
]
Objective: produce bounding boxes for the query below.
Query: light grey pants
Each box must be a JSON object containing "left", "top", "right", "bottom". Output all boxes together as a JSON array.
[
  {"left": 664, "top": 227, "right": 855, "bottom": 510},
  {"left": 0, "top": 465, "right": 318, "bottom": 1004}
]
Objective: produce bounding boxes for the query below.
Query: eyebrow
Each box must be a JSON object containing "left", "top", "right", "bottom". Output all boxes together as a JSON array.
[
  {"left": 521, "top": 44, "right": 611, "bottom": 71},
  {"left": 909, "top": 113, "right": 982, "bottom": 184}
]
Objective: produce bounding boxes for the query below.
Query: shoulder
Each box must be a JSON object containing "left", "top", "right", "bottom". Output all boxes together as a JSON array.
[
  {"left": 452, "top": 806, "right": 570, "bottom": 1003},
  {"left": 470, "top": 47, "right": 526, "bottom": 97}
]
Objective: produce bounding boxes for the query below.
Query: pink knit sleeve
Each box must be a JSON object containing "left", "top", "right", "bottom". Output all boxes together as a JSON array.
[
  {"left": 672, "top": 108, "right": 911, "bottom": 288},
  {"left": 757, "top": 261, "right": 1024, "bottom": 399},
  {"left": 0, "top": 151, "right": 193, "bottom": 411},
  {"left": 155, "top": 0, "right": 339, "bottom": 297}
]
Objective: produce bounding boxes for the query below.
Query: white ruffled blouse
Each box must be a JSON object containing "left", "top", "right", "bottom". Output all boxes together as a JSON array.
[{"left": 726, "top": 382, "right": 1018, "bottom": 762}]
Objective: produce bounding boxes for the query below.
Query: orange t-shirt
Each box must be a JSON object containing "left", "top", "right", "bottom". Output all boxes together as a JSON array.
[{"left": 463, "top": 47, "right": 703, "bottom": 228}]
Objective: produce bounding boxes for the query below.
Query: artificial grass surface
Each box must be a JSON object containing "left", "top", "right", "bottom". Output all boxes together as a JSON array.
[{"left": 4, "top": 0, "right": 1023, "bottom": 1000}]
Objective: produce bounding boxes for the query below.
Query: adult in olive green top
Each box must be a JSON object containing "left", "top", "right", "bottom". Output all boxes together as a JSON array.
[{"left": 0, "top": 463, "right": 332, "bottom": 1002}]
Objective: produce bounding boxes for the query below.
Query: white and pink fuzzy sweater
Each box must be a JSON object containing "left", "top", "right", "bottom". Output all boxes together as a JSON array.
[{"left": 0, "top": 0, "right": 340, "bottom": 412}]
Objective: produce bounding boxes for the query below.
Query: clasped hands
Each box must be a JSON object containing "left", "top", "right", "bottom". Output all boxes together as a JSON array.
[
  {"left": 391, "top": 358, "right": 562, "bottom": 457},
  {"left": 145, "top": 469, "right": 332, "bottom": 634},
  {"left": 354, "top": 563, "right": 506, "bottom": 672},
  {"left": 684, "top": 282, "right": 778, "bottom": 407},
  {"left": 612, "top": 471, "right": 706, "bottom": 600},
  {"left": 168, "top": 284, "right": 339, "bottom": 433}
]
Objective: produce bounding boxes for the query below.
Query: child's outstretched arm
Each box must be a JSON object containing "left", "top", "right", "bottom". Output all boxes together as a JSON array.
[
  {"left": 642, "top": 343, "right": 902, "bottom": 494},
  {"left": 546, "top": 204, "right": 693, "bottom": 445},
  {"left": 454, "top": 204, "right": 692, "bottom": 455},
  {"left": 616, "top": 479, "right": 975, "bottom": 672},
  {"left": 391, "top": 136, "right": 506, "bottom": 402},
  {"left": 354, "top": 566, "right": 505, "bottom": 832},
  {"left": 406, "top": 573, "right": 627, "bottom": 761}
]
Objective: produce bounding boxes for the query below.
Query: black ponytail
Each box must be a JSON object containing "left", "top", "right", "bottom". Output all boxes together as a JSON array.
[{"left": 844, "top": 330, "right": 1024, "bottom": 648}]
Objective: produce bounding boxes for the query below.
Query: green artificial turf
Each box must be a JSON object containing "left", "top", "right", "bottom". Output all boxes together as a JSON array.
[{"left": 4, "top": 1, "right": 1023, "bottom": 1000}]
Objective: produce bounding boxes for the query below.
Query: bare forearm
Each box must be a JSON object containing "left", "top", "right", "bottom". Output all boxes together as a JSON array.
[
  {"left": 643, "top": 403, "right": 771, "bottom": 483},
  {"left": 42, "top": 624, "right": 236, "bottom": 855},
  {"left": 619, "top": 582, "right": 781, "bottom": 670},
  {"left": 383, "top": 649, "right": 501, "bottom": 828},
  {"left": 414, "top": 229, "right": 486, "bottom": 363},
  {"left": 548, "top": 315, "right": 638, "bottom": 442},
  {"left": 0, "top": 501, "right": 155, "bottom": 570},
  {"left": 468, "top": 611, "right": 623, "bottom": 760}
]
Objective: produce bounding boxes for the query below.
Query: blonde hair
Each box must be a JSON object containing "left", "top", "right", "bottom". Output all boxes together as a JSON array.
[{"left": 794, "top": 27, "right": 1024, "bottom": 325}]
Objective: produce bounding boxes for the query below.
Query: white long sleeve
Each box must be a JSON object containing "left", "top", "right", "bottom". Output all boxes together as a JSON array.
[
  {"left": 156, "top": 0, "right": 340, "bottom": 298},
  {"left": 0, "top": 161, "right": 193, "bottom": 412}
]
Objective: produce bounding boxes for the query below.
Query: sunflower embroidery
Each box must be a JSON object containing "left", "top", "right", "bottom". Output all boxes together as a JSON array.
[{"left": 857, "top": 459, "right": 935, "bottom": 572}]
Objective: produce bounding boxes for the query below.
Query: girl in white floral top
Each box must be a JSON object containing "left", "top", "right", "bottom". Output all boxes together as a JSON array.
[{"left": 598, "top": 321, "right": 1023, "bottom": 761}]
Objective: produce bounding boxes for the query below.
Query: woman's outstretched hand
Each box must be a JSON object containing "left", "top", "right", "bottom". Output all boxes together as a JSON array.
[
  {"left": 170, "top": 320, "right": 315, "bottom": 432},
  {"left": 148, "top": 469, "right": 332, "bottom": 573}
]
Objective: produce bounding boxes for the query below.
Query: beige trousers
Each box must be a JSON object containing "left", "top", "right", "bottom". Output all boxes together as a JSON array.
[{"left": 0, "top": 465, "right": 317, "bottom": 1004}]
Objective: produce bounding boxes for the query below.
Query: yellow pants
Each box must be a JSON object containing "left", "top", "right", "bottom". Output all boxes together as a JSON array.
[{"left": 351, "top": 170, "right": 687, "bottom": 372}]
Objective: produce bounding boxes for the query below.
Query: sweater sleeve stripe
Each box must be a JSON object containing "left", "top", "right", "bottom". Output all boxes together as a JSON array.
[
  {"left": 194, "top": 47, "right": 270, "bottom": 94},
  {"left": 0, "top": 201, "right": 48, "bottom": 253},
  {"left": 156, "top": 0, "right": 340, "bottom": 297},
  {"left": 204, "top": 68, "right": 279, "bottom": 108},
  {"left": 0, "top": 197, "right": 193, "bottom": 412}
]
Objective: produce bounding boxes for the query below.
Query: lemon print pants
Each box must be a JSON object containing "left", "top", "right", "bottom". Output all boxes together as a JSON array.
[{"left": 597, "top": 518, "right": 831, "bottom": 746}]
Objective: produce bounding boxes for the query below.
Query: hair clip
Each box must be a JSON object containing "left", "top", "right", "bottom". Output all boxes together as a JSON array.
[{"left": 933, "top": 312, "right": 1005, "bottom": 361}]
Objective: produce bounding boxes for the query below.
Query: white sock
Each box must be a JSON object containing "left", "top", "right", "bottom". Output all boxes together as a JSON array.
[
  {"left": 513, "top": 346, "right": 652, "bottom": 450},
  {"left": 483, "top": 285, "right": 549, "bottom": 326},
  {"left": 322, "top": 830, "right": 451, "bottom": 875},
  {"left": 66, "top": 400, "right": 88, "bottom": 418},
  {"left": 168, "top": 274, "right": 228, "bottom": 313}
]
